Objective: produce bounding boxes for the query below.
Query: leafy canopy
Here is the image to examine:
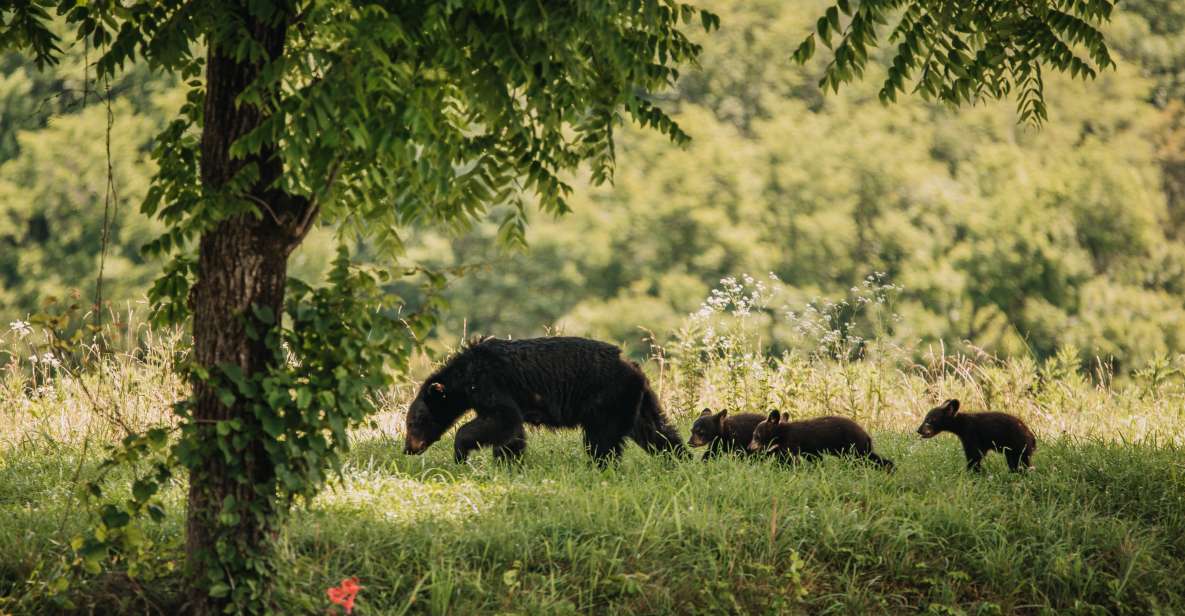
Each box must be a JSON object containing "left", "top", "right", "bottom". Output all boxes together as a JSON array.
[
  {"left": 793, "top": 0, "right": 1117, "bottom": 124},
  {"left": 4, "top": 1, "right": 715, "bottom": 260},
  {"left": 1, "top": 1, "right": 1120, "bottom": 273}
]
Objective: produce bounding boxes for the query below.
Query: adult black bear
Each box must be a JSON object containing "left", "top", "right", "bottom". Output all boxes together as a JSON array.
[
  {"left": 748, "top": 411, "right": 893, "bottom": 470},
  {"left": 917, "top": 399, "right": 1036, "bottom": 472},
  {"left": 403, "top": 336, "right": 685, "bottom": 463},
  {"left": 687, "top": 408, "right": 765, "bottom": 460}
]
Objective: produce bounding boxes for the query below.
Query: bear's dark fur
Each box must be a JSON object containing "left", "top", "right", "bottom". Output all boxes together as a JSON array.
[
  {"left": 403, "top": 336, "right": 685, "bottom": 463},
  {"left": 917, "top": 399, "right": 1036, "bottom": 472},
  {"left": 748, "top": 411, "right": 893, "bottom": 470},
  {"left": 687, "top": 408, "right": 765, "bottom": 460}
]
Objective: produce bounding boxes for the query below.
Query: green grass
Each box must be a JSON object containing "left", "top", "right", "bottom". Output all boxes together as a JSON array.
[
  {"left": 3, "top": 325, "right": 1185, "bottom": 614},
  {"left": 4, "top": 423, "right": 1185, "bottom": 615}
]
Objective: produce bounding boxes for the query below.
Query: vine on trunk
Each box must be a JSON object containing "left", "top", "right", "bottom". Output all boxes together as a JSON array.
[{"left": 70, "top": 246, "right": 441, "bottom": 612}]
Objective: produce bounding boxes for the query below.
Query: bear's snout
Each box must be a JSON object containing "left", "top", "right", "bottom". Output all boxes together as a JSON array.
[{"left": 404, "top": 436, "right": 428, "bottom": 454}]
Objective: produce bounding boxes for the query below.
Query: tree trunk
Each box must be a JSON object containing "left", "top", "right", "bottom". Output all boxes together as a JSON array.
[
  {"left": 184, "top": 10, "right": 310, "bottom": 614},
  {"left": 185, "top": 220, "right": 290, "bottom": 613}
]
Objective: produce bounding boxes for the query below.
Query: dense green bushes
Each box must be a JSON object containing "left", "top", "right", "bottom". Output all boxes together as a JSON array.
[{"left": 4, "top": 0, "right": 1185, "bottom": 371}]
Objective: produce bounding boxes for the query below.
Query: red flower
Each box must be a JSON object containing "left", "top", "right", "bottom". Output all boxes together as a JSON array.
[{"left": 327, "top": 577, "right": 363, "bottom": 614}]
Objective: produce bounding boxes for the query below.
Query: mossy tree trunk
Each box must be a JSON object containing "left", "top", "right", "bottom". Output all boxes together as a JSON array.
[{"left": 184, "top": 9, "right": 315, "bottom": 613}]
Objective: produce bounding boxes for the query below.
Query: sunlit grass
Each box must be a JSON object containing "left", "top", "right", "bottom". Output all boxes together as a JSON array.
[
  {"left": 270, "top": 429, "right": 1184, "bottom": 614},
  {"left": 4, "top": 414, "right": 1185, "bottom": 614},
  {"left": 3, "top": 312, "right": 1185, "bottom": 613}
]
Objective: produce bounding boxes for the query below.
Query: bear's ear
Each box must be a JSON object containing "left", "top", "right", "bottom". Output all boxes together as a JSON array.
[
  {"left": 943, "top": 399, "right": 960, "bottom": 415},
  {"left": 767, "top": 410, "right": 780, "bottom": 423},
  {"left": 781, "top": 412, "right": 790, "bottom": 423},
  {"left": 700, "top": 408, "right": 713, "bottom": 417},
  {"left": 714, "top": 409, "right": 728, "bottom": 425}
]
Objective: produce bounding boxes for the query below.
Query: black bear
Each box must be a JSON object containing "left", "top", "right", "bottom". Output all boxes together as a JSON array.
[
  {"left": 403, "top": 336, "right": 685, "bottom": 463},
  {"left": 748, "top": 411, "right": 893, "bottom": 470},
  {"left": 917, "top": 399, "right": 1036, "bottom": 472},
  {"left": 687, "top": 408, "right": 765, "bottom": 460}
]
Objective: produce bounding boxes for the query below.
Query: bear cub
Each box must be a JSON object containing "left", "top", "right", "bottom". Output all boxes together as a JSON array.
[
  {"left": 687, "top": 408, "right": 765, "bottom": 460},
  {"left": 748, "top": 411, "right": 893, "bottom": 470},
  {"left": 917, "top": 399, "right": 1036, "bottom": 472}
]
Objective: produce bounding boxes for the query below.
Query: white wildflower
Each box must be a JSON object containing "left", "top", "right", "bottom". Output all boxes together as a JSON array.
[{"left": 9, "top": 320, "right": 32, "bottom": 338}]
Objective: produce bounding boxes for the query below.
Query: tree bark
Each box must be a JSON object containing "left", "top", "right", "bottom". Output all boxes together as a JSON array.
[{"left": 184, "top": 9, "right": 308, "bottom": 614}]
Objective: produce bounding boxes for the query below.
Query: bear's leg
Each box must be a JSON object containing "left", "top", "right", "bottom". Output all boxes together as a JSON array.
[
  {"left": 776, "top": 452, "right": 802, "bottom": 466},
  {"left": 582, "top": 424, "right": 626, "bottom": 466},
  {"left": 1020, "top": 447, "right": 1034, "bottom": 471},
  {"left": 962, "top": 441, "right": 985, "bottom": 472},
  {"left": 636, "top": 418, "right": 684, "bottom": 456},
  {"left": 628, "top": 388, "right": 686, "bottom": 457},
  {"left": 454, "top": 416, "right": 520, "bottom": 463},
  {"left": 1004, "top": 447, "right": 1024, "bottom": 472},
  {"left": 493, "top": 423, "right": 527, "bottom": 463},
  {"left": 585, "top": 439, "right": 624, "bottom": 466},
  {"left": 864, "top": 451, "right": 894, "bottom": 471},
  {"left": 801, "top": 451, "right": 825, "bottom": 465},
  {"left": 575, "top": 384, "right": 638, "bottom": 465}
]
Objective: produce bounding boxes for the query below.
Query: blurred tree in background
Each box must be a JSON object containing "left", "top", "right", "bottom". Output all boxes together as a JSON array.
[
  {"left": 402, "top": 0, "right": 1185, "bottom": 372},
  {"left": 2, "top": 0, "right": 1181, "bottom": 371},
  {"left": 0, "top": 40, "right": 338, "bottom": 314}
]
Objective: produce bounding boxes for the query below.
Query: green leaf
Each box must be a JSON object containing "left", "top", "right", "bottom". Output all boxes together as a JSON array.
[
  {"left": 261, "top": 413, "right": 284, "bottom": 437},
  {"left": 100, "top": 505, "right": 131, "bottom": 529},
  {"left": 146, "top": 428, "right": 169, "bottom": 450},
  {"left": 817, "top": 17, "right": 832, "bottom": 47},
  {"left": 132, "top": 479, "right": 158, "bottom": 502},
  {"left": 252, "top": 304, "right": 275, "bottom": 324},
  {"left": 792, "top": 35, "right": 816, "bottom": 64},
  {"left": 826, "top": 6, "right": 841, "bottom": 31}
]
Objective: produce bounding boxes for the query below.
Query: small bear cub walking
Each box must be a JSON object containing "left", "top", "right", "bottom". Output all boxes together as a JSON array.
[
  {"left": 687, "top": 408, "right": 765, "bottom": 460},
  {"left": 748, "top": 411, "right": 893, "bottom": 470},
  {"left": 917, "top": 399, "right": 1036, "bottom": 472}
]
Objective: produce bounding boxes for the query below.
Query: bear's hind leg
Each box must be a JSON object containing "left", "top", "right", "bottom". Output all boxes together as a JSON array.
[
  {"left": 865, "top": 452, "right": 895, "bottom": 471},
  {"left": 493, "top": 424, "right": 527, "bottom": 463},
  {"left": 628, "top": 388, "right": 686, "bottom": 458},
  {"left": 632, "top": 418, "right": 684, "bottom": 456},
  {"left": 454, "top": 416, "right": 521, "bottom": 463},
  {"left": 583, "top": 427, "right": 626, "bottom": 466}
]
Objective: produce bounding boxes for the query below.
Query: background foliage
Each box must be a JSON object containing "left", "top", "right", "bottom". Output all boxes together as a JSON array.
[
  {"left": 3, "top": 0, "right": 1185, "bottom": 372},
  {"left": 4, "top": 273, "right": 1185, "bottom": 613}
]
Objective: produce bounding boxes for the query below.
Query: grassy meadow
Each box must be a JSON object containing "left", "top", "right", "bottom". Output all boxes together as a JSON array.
[
  {"left": 5, "top": 2, "right": 1185, "bottom": 615},
  {"left": 3, "top": 315, "right": 1185, "bottom": 615}
]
